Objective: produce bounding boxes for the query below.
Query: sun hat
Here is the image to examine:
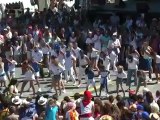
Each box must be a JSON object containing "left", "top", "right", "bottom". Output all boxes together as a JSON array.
[
  {"left": 99, "top": 115, "right": 113, "bottom": 120},
  {"left": 11, "top": 96, "right": 22, "bottom": 105},
  {"left": 149, "top": 113, "right": 160, "bottom": 120},
  {"left": 38, "top": 96, "right": 48, "bottom": 105}
]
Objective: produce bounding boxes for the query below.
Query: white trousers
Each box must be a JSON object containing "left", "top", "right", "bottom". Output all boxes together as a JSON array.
[{"left": 65, "top": 67, "right": 75, "bottom": 82}]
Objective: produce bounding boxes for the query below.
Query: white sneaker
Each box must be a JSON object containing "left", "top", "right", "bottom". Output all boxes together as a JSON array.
[
  {"left": 38, "top": 88, "right": 42, "bottom": 92},
  {"left": 50, "top": 88, "right": 54, "bottom": 93},
  {"left": 63, "top": 89, "right": 66, "bottom": 93},
  {"left": 148, "top": 79, "right": 152, "bottom": 82},
  {"left": 77, "top": 84, "right": 81, "bottom": 88},
  {"left": 106, "top": 93, "right": 109, "bottom": 98}
]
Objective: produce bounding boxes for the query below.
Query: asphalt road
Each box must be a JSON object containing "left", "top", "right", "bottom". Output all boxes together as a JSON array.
[{"left": 11, "top": 68, "right": 160, "bottom": 101}]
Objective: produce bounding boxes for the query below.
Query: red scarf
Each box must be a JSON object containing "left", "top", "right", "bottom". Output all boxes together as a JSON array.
[{"left": 82, "top": 99, "right": 91, "bottom": 107}]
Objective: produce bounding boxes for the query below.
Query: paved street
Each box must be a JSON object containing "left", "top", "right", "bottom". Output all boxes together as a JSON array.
[{"left": 12, "top": 68, "right": 160, "bottom": 101}]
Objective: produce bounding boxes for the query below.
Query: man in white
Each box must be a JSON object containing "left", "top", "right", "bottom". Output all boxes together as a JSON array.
[
  {"left": 85, "top": 31, "right": 93, "bottom": 45},
  {"left": 32, "top": 25, "right": 41, "bottom": 44},
  {"left": 108, "top": 32, "right": 121, "bottom": 71},
  {"left": 126, "top": 55, "right": 139, "bottom": 90},
  {"left": 64, "top": 49, "right": 77, "bottom": 85},
  {"left": 8, "top": 56, "right": 17, "bottom": 80},
  {"left": 32, "top": 45, "right": 44, "bottom": 79},
  {"left": 92, "top": 29, "right": 102, "bottom": 51},
  {"left": 78, "top": 50, "right": 90, "bottom": 87}
]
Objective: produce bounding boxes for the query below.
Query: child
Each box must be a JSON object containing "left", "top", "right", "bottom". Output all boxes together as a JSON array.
[
  {"left": 7, "top": 56, "right": 17, "bottom": 80},
  {"left": 85, "top": 65, "right": 98, "bottom": 96},
  {"left": 116, "top": 65, "right": 127, "bottom": 97},
  {"left": 136, "top": 70, "right": 147, "bottom": 94},
  {"left": 65, "top": 102, "right": 79, "bottom": 120},
  {"left": 99, "top": 65, "right": 110, "bottom": 97}
]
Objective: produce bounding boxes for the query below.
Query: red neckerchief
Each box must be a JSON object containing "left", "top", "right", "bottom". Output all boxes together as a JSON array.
[{"left": 82, "top": 99, "right": 91, "bottom": 107}]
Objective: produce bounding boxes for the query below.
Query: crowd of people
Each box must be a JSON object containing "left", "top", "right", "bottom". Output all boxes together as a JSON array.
[{"left": 0, "top": 0, "right": 160, "bottom": 119}]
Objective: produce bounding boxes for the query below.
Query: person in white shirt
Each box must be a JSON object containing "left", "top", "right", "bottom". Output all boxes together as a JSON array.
[
  {"left": 115, "top": 65, "right": 127, "bottom": 97},
  {"left": 99, "top": 65, "right": 110, "bottom": 97},
  {"left": 41, "top": 43, "right": 50, "bottom": 68},
  {"left": 32, "top": 46, "right": 44, "bottom": 78},
  {"left": 85, "top": 31, "right": 93, "bottom": 45},
  {"left": 92, "top": 29, "right": 102, "bottom": 51},
  {"left": 7, "top": 56, "right": 17, "bottom": 80},
  {"left": 49, "top": 56, "right": 65, "bottom": 96},
  {"left": 78, "top": 50, "right": 90, "bottom": 87},
  {"left": 32, "top": 25, "right": 41, "bottom": 44},
  {"left": 50, "top": 44, "right": 65, "bottom": 66},
  {"left": 87, "top": 45, "right": 100, "bottom": 73},
  {"left": 64, "top": 49, "right": 77, "bottom": 85},
  {"left": 99, "top": 52, "right": 111, "bottom": 81},
  {"left": 69, "top": 32, "right": 77, "bottom": 43},
  {"left": 20, "top": 64, "right": 36, "bottom": 97},
  {"left": 126, "top": 55, "right": 139, "bottom": 90},
  {"left": 108, "top": 32, "right": 121, "bottom": 71},
  {"left": 13, "top": 41, "right": 21, "bottom": 64},
  {"left": 0, "top": 57, "right": 7, "bottom": 87}
]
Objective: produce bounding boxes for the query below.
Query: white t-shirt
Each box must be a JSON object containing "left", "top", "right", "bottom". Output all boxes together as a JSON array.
[
  {"left": 72, "top": 47, "right": 81, "bottom": 58},
  {"left": 32, "top": 50, "right": 43, "bottom": 62},
  {"left": 116, "top": 71, "right": 127, "bottom": 78},
  {"left": 79, "top": 55, "right": 88, "bottom": 66},
  {"left": 92, "top": 34, "right": 102, "bottom": 51},
  {"left": 13, "top": 46, "right": 21, "bottom": 55},
  {"left": 86, "top": 37, "right": 93, "bottom": 44},
  {"left": 33, "top": 30, "right": 40, "bottom": 43},
  {"left": 90, "top": 48, "right": 99, "bottom": 58},
  {"left": 42, "top": 47, "right": 50, "bottom": 55},
  {"left": 50, "top": 63, "right": 65, "bottom": 75},
  {"left": 103, "top": 56, "right": 110, "bottom": 68},
  {"left": 70, "top": 37, "right": 76, "bottom": 43},
  {"left": 80, "top": 101, "right": 94, "bottom": 115},
  {"left": 8, "top": 60, "right": 17, "bottom": 72},
  {"left": 126, "top": 58, "right": 138, "bottom": 69},
  {"left": 65, "top": 55, "right": 76, "bottom": 69},
  {"left": 110, "top": 39, "right": 121, "bottom": 54}
]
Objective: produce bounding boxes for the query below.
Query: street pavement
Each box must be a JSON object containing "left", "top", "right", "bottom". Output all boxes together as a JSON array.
[{"left": 12, "top": 68, "right": 160, "bottom": 101}]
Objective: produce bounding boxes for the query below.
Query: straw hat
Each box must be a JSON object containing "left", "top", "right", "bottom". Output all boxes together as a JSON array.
[
  {"left": 38, "top": 96, "right": 48, "bottom": 105},
  {"left": 12, "top": 96, "right": 22, "bottom": 105}
]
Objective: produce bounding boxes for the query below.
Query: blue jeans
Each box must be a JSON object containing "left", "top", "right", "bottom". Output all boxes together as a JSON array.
[{"left": 127, "top": 69, "right": 137, "bottom": 89}]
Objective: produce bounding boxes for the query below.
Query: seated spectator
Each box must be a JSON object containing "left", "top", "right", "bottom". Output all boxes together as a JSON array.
[{"left": 5, "top": 106, "right": 19, "bottom": 120}]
